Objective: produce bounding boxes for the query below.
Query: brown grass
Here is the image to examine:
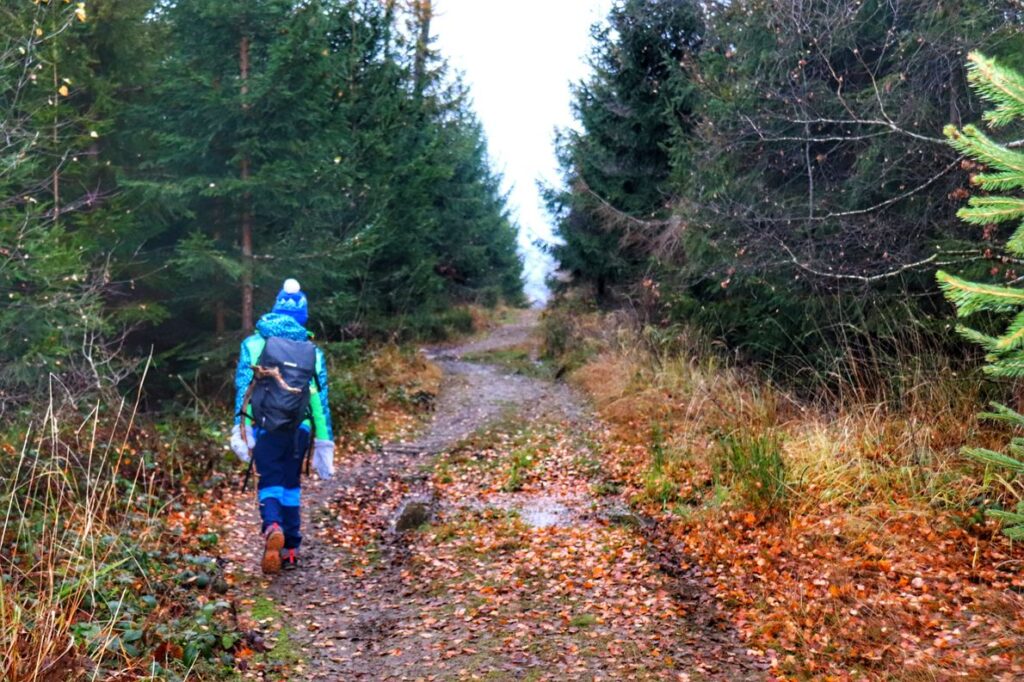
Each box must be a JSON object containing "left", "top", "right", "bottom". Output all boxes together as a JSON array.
[
  {"left": 555, "top": 308, "right": 1007, "bottom": 512},
  {"left": 369, "top": 344, "right": 443, "bottom": 396},
  {"left": 544, "top": 305, "right": 1024, "bottom": 678},
  {"left": 1, "top": 393, "right": 160, "bottom": 681}
]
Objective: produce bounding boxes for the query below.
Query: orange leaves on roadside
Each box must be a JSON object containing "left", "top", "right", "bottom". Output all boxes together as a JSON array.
[
  {"left": 152, "top": 641, "right": 183, "bottom": 663},
  {"left": 564, "top": 340, "right": 1024, "bottom": 680}
]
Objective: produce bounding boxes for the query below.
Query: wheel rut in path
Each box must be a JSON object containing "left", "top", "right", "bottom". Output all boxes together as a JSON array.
[{"left": 222, "top": 311, "right": 765, "bottom": 680}]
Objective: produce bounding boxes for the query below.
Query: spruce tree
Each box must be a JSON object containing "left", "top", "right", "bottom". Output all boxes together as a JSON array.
[
  {"left": 122, "top": 0, "right": 521, "bottom": 351},
  {"left": 552, "top": 0, "right": 703, "bottom": 299},
  {"left": 0, "top": 0, "right": 136, "bottom": 404},
  {"left": 937, "top": 52, "right": 1024, "bottom": 541}
]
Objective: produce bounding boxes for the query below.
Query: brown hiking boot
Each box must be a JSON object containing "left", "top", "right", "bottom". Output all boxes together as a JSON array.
[{"left": 261, "top": 523, "right": 285, "bottom": 574}]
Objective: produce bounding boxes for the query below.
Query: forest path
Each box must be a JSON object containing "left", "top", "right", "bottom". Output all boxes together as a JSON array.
[{"left": 222, "top": 310, "right": 763, "bottom": 680}]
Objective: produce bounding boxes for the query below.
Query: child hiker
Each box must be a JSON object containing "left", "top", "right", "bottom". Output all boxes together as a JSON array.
[{"left": 229, "top": 278, "right": 335, "bottom": 574}]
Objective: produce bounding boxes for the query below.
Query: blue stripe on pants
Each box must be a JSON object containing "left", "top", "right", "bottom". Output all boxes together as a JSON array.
[{"left": 259, "top": 486, "right": 284, "bottom": 502}]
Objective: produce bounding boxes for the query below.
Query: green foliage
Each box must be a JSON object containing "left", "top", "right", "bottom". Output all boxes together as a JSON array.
[
  {"left": 131, "top": 0, "right": 520, "bottom": 348},
  {"left": 1, "top": 0, "right": 523, "bottom": 409},
  {"left": 1, "top": 406, "right": 244, "bottom": 679},
  {"left": 0, "top": 1, "right": 150, "bottom": 405},
  {"left": 324, "top": 340, "right": 373, "bottom": 430},
  {"left": 937, "top": 52, "right": 1024, "bottom": 540},
  {"left": 502, "top": 445, "right": 536, "bottom": 493},
  {"left": 550, "top": 0, "right": 703, "bottom": 298},
  {"left": 713, "top": 432, "right": 788, "bottom": 511},
  {"left": 538, "top": 300, "right": 599, "bottom": 373},
  {"left": 551, "top": 0, "right": 1024, "bottom": 388}
]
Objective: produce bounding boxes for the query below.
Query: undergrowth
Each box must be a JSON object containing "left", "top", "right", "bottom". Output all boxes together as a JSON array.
[
  {"left": 0, "top": 310, "right": 474, "bottom": 680},
  {"left": 542, "top": 302, "right": 1016, "bottom": 516},
  {"left": 542, "top": 301, "right": 1024, "bottom": 678},
  {"left": 713, "top": 431, "right": 787, "bottom": 511},
  {"left": 1, "top": 391, "right": 240, "bottom": 680}
]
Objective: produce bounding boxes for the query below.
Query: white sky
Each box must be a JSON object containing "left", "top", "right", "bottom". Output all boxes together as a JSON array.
[{"left": 432, "top": 0, "right": 613, "bottom": 303}]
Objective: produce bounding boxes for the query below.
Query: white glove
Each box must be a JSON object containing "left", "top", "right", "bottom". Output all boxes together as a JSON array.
[
  {"left": 312, "top": 439, "right": 335, "bottom": 480},
  {"left": 230, "top": 424, "right": 254, "bottom": 463}
]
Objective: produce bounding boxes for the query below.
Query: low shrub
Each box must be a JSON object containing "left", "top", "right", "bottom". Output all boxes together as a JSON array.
[
  {"left": 641, "top": 425, "right": 680, "bottom": 506},
  {"left": 1, "top": 403, "right": 241, "bottom": 681}
]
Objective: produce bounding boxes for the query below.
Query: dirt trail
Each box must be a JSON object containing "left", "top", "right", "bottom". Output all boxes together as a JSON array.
[{"left": 223, "top": 311, "right": 764, "bottom": 680}]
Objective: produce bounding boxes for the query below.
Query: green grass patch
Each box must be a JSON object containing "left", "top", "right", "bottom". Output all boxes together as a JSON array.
[
  {"left": 248, "top": 596, "right": 303, "bottom": 668},
  {"left": 638, "top": 424, "right": 685, "bottom": 507},
  {"left": 502, "top": 444, "right": 539, "bottom": 492},
  {"left": 592, "top": 479, "right": 622, "bottom": 497},
  {"left": 461, "top": 348, "right": 554, "bottom": 379},
  {"left": 570, "top": 612, "right": 597, "bottom": 628},
  {"left": 713, "top": 431, "right": 788, "bottom": 511}
]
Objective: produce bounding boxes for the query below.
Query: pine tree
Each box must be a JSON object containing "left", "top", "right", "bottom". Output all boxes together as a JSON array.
[
  {"left": 0, "top": 0, "right": 141, "bottom": 405},
  {"left": 552, "top": 0, "right": 704, "bottom": 299},
  {"left": 121, "top": 0, "right": 521, "bottom": 351},
  {"left": 129, "top": 0, "right": 337, "bottom": 337},
  {"left": 937, "top": 52, "right": 1024, "bottom": 541}
]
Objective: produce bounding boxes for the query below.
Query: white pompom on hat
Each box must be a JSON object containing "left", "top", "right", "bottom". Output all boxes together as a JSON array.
[{"left": 283, "top": 278, "right": 301, "bottom": 294}]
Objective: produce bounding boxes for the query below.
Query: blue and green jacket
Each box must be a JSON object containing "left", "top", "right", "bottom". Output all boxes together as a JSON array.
[{"left": 233, "top": 313, "right": 333, "bottom": 441}]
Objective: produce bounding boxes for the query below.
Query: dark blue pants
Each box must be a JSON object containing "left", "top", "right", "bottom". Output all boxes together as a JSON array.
[{"left": 253, "top": 427, "right": 309, "bottom": 549}]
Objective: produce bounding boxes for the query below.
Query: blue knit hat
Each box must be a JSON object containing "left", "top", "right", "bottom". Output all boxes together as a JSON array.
[{"left": 271, "top": 278, "right": 308, "bottom": 326}]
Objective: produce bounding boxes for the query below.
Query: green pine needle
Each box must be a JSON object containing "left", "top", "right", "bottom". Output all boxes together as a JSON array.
[
  {"left": 947, "top": 53, "right": 1024, "bottom": 545},
  {"left": 978, "top": 402, "right": 1024, "bottom": 427},
  {"left": 967, "top": 52, "right": 1024, "bottom": 128},
  {"left": 971, "top": 171, "right": 1024, "bottom": 192},
  {"left": 993, "top": 310, "right": 1024, "bottom": 353},
  {"left": 1002, "top": 525, "right": 1024, "bottom": 541},
  {"left": 945, "top": 124, "right": 1024, "bottom": 177},
  {"left": 956, "top": 196, "right": 1024, "bottom": 225},
  {"left": 955, "top": 324, "right": 1000, "bottom": 351},
  {"left": 986, "top": 509, "right": 1024, "bottom": 525},
  {"left": 962, "top": 446, "right": 1024, "bottom": 473},
  {"left": 982, "top": 357, "right": 1024, "bottom": 378},
  {"left": 1006, "top": 223, "right": 1024, "bottom": 257},
  {"left": 936, "top": 270, "right": 1024, "bottom": 316}
]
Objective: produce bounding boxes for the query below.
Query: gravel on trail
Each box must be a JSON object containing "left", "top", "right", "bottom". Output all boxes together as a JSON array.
[{"left": 221, "top": 310, "right": 765, "bottom": 680}]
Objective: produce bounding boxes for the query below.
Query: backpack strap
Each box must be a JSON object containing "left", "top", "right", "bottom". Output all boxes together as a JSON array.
[{"left": 238, "top": 336, "right": 267, "bottom": 424}]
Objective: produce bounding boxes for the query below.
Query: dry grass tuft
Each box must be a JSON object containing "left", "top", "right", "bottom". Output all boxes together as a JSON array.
[
  {"left": 370, "top": 344, "right": 443, "bottom": 397},
  {"left": 1, "top": 391, "right": 159, "bottom": 680},
  {"left": 551, "top": 308, "right": 1010, "bottom": 513}
]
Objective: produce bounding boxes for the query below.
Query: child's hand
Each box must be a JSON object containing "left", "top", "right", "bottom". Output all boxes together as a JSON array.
[
  {"left": 313, "top": 439, "right": 335, "bottom": 479},
  {"left": 229, "top": 424, "right": 253, "bottom": 463}
]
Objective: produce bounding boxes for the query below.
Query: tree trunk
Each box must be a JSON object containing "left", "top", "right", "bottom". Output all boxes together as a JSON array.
[
  {"left": 239, "top": 34, "right": 254, "bottom": 332},
  {"left": 52, "top": 46, "right": 60, "bottom": 224},
  {"left": 412, "top": 0, "right": 432, "bottom": 99},
  {"left": 215, "top": 300, "right": 227, "bottom": 335}
]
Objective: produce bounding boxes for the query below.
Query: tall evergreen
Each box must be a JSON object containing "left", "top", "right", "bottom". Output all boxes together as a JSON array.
[
  {"left": 938, "top": 53, "right": 1024, "bottom": 540},
  {"left": 671, "top": 0, "right": 1024, "bottom": 374},
  {"left": 550, "top": 0, "right": 1024, "bottom": 384},
  {"left": 0, "top": 0, "right": 523, "bottom": 406},
  {"left": 552, "top": 0, "right": 703, "bottom": 299},
  {"left": 122, "top": 0, "right": 522, "bottom": 354},
  {"left": 0, "top": 0, "right": 151, "bottom": 406},
  {"left": 128, "top": 0, "right": 301, "bottom": 336}
]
